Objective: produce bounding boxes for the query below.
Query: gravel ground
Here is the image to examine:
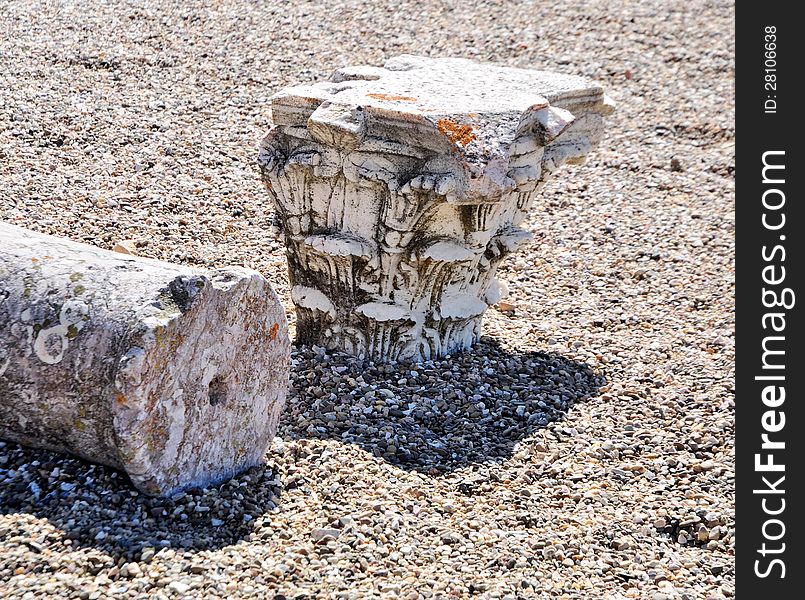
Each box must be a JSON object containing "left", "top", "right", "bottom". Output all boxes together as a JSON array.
[{"left": 0, "top": 1, "right": 734, "bottom": 598}]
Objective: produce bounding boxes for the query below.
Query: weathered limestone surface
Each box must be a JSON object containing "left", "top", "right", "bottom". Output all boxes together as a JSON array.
[
  {"left": 0, "top": 222, "right": 290, "bottom": 496},
  {"left": 259, "top": 55, "right": 614, "bottom": 361}
]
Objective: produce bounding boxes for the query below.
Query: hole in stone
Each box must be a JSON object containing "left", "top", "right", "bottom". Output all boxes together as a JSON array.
[
  {"left": 43, "top": 333, "right": 64, "bottom": 357},
  {"left": 208, "top": 376, "right": 228, "bottom": 406}
]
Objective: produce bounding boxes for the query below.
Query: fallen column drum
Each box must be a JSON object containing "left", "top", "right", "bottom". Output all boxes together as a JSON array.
[{"left": 0, "top": 222, "right": 290, "bottom": 496}]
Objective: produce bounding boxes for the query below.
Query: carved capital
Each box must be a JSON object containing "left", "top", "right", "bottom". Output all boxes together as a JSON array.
[{"left": 259, "top": 56, "right": 613, "bottom": 361}]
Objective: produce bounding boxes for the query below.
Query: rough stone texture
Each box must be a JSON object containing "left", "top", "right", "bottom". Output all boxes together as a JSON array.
[
  {"left": 259, "top": 55, "right": 613, "bottom": 361},
  {"left": 0, "top": 222, "right": 290, "bottom": 496}
]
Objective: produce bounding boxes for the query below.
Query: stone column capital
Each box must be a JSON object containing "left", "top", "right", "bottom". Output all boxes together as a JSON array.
[{"left": 260, "top": 55, "right": 613, "bottom": 361}]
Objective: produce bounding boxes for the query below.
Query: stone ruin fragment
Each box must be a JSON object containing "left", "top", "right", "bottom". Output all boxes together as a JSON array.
[{"left": 259, "top": 55, "right": 614, "bottom": 361}]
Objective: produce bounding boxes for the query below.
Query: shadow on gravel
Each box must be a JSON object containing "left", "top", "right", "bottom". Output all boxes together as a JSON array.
[
  {"left": 0, "top": 338, "right": 603, "bottom": 560},
  {"left": 284, "top": 337, "right": 605, "bottom": 474},
  {"left": 0, "top": 449, "right": 283, "bottom": 560}
]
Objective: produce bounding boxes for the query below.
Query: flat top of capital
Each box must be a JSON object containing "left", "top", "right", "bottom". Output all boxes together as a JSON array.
[
  {"left": 271, "top": 55, "right": 611, "bottom": 135},
  {"left": 268, "top": 55, "right": 614, "bottom": 199}
]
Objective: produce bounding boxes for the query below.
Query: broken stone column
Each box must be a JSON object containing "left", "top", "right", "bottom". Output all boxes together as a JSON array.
[
  {"left": 0, "top": 222, "right": 290, "bottom": 496},
  {"left": 259, "top": 55, "right": 613, "bottom": 361}
]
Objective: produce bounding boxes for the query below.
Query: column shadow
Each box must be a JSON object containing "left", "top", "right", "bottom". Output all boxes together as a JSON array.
[
  {"left": 0, "top": 447, "right": 282, "bottom": 561},
  {"left": 284, "top": 337, "right": 605, "bottom": 474}
]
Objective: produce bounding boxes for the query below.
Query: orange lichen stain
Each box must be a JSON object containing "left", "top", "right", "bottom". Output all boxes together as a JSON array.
[
  {"left": 437, "top": 119, "right": 476, "bottom": 147},
  {"left": 269, "top": 322, "right": 280, "bottom": 341},
  {"left": 366, "top": 93, "right": 417, "bottom": 102},
  {"left": 115, "top": 392, "right": 128, "bottom": 406}
]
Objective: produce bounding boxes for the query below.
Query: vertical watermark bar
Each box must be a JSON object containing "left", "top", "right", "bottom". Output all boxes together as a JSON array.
[{"left": 736, "top": 2, "right": 802, "bottom": 596}]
